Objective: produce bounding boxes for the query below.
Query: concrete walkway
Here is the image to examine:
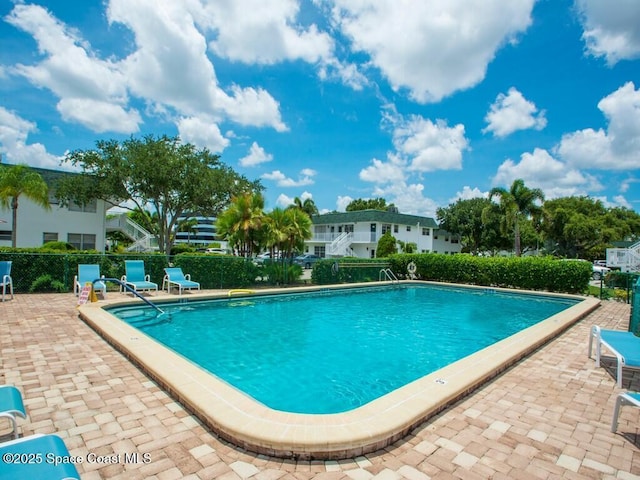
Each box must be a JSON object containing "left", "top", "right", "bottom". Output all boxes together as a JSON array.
[{"left": 1, "top": 292, "right": 638, "bottom": 479}]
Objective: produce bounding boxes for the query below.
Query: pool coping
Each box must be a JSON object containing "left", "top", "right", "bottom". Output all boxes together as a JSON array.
[{"left": 77, "top": 281, "right": 600, "bottom": 459}]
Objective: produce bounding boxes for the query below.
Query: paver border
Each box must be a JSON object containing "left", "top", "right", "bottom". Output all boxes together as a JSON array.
[{"left": 78, "top": 281, "right": 600, "bottom": 459}]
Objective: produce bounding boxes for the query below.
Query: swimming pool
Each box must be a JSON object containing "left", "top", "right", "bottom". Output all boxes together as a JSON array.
[
  {"left": 108, "top": 284, "right": 578, "bottom": 414},
  {"left": 79, "top": 281, "right": 600, "bottom": 459}
]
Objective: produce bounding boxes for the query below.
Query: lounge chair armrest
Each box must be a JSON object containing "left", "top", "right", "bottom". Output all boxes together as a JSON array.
[
  {"left": 145, "top": 274, "right": 151, "bottom": 281},
  {"left": 185, "top": 273, "right": 191, "bottom": 280}
]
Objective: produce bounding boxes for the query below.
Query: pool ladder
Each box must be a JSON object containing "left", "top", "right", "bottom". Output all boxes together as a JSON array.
[{"left": 379, "top": 268, "right": 399, "bottom": 283}]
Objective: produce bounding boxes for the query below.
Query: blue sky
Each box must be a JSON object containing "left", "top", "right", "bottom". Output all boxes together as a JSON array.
[{"left": 1, "top": 0, "right": 639, "bottom": 217}]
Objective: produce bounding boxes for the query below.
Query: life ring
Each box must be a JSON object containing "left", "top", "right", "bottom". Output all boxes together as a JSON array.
[
  {"left": 331, "top": 261, "right": 339, "bottom": 274},
  {"left": 407, "top": 262, "right": 417, "bottom": 274}
]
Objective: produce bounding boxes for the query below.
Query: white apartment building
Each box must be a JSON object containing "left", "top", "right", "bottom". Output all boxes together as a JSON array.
[
  {"left": 0, "top": 166, "right": 109, "bottom": 251},
  {"left": 305, "top": 210, "right": 461, "bottom": 258}
]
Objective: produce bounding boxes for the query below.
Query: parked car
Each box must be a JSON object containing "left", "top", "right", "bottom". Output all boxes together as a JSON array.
[
  {"left": 206, "top": 248, "right": 229, "bottom": 255},
  {"left": 293, "top": 254, "right": 321, "bottom": 269},
  {"left": 593, "top": 260, "right": 607, "bottom": 267},
  {"left": 254, "top": 252, "right": 271, "bottom": 264},
  {"left": 592, "top": 264, "right": 611, "bottom": 280}
]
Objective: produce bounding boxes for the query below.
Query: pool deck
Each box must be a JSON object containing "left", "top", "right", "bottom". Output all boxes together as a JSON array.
[{"left": 1, "top": 290, "right": 639, "bottom": 479}]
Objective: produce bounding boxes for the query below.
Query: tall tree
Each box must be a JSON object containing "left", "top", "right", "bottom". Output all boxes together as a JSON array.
[
  {"left": 0, "top": 164, "right": 51, "bottom": 247},
  {"left": 487, "top": 179, "right": 544, "bottom": 256},
  {"left": 346, "top": 198, "right": 394, "bottom": 212},
  {"left": 437, "top": 197, "right": 493, "bottom": 254},
  {"left": 290, "top": 196, "right": 318, "bottom": 216},
  {"left": 56, "top": 135, "right": 260, "bottom": 254},
  {"left": 216, "top": 192, "right": 265, "bottom": 257},
  {"left": 541, "top": 196, "right": 640, "bottom": 259}
]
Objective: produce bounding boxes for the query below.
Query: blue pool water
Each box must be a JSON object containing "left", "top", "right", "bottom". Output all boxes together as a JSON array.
[{"left": 108, "top": 285, "right": 577, "bottom": 414}]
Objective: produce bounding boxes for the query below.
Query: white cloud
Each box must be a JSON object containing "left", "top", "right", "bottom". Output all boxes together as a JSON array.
[
  {"left": 6, "top": 1, "right": 287, "bottom": 138},
  {"left": 371, "top": 181, "right": 439, "bottom": 217},
  {"left": 58, "top": 98, "right": 141, "bottom": 134},
  {"left": 493, "top": 148, "right": 603, "bottom": 199},
  {"left": 0, "top": 107, "right": 64, "bottom": 170},
  {"left": 450, "top": 186, "right": 488, "bottom": 203},
  {"left": 557, "top": 82, "right": 640, "bottom": 170},
  {"left": 576, "top": 0, "right": 640, "bottom": 65},
  {"left": 239, "top": 142, "right": 273, "bottom": 167},
  {"left": 336, "top": 195, "right": 353, "bottom": 212},
  {"left": 203, "top": 0, "right": 334, "bottom": 65},
  {"left": 275, "top": 193, "right": 294, "bottom": 208},
  {"left": 6, "top": 4, "right": 139, "bottom": 134},
  {"left": 359, "top": 157, "right": 406, "bottom": 184},
  {"left": 394, "top": 117, "right": 468, "bottom": 172},
  {"left": 177, "top": 116, "right": 229, "bottom": 153},
  {"left": 329, "top": 0, "right": 535, "bottom": 102},
  {"left": 262, "top": 169, "right": 316, "bottom": 187},
  {"left": 483, "top": 88, "right": 547, "bottom": 137}
]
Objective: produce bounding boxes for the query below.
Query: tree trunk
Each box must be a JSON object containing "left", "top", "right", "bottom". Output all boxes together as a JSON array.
[{"left": 11, "top": 196, "right": 18, "bottom": 248}]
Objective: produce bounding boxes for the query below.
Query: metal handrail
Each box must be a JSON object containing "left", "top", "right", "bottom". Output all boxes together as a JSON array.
[
  {"left": 97, "top": 278, "right": 164, "bottom": 314},
  {"left": 379, "top": 268, "right": 399, "bottom": 283}
]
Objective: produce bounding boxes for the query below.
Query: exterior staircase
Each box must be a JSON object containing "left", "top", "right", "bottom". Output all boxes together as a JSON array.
[
  {"left": 327, "top": 232, "right": 354, "bottom": 257},
  {"left": 607, "top": 240, "right": 640, "bottom": 272},
  {"left": 106, "top": 214, "right": 158, "bottom": 252}
]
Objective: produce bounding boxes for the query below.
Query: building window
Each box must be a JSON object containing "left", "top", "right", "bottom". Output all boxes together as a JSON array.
[
  {"left": 43, "top": 232, "right": 58, "bottom": 244},
  {"left": 451, "top": 237, "right": 459, "bottom": 244},
  {"left": 406, "top": 226, "right": 411, "bottom": 232},
  {"left": 381, "top": 224, "right": 391, "bottom": 234},
  {"left": 393, "top": 224, "right": 399, "bottom": 233},
  {"left": 68, "top": 199, "right": 97, "bottom": 213},
  {"left": 0, "top": 230, "right": 11, "bottom": 241},
  {"left": 421, "top": 228, "right": 430, "bottom": 236},
  {"left": 314, "top": 246, "right": 326, "bottom": 257},
  {"left": 68, "top": 233, "right": 96, "bottom": 250}
]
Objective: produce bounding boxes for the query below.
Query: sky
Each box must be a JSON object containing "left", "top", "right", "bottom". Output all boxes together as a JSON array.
[{"left": 1, "top": 0, "right": 640, "bottom": 218}]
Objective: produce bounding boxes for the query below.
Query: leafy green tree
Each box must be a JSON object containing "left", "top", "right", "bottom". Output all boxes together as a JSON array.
[
  {"left": 0, "top": 164, "right": 51, "bottom": 247},
  {"left": 376, "top": 232, "right": 397, "bottom": 257},
  {"left": 437, "top": 197, "right": 493, "bottom": 254},
  {"left": 346, "top": 197, "right": 394, "bottom": 211},
  {"left": 56, "top": 135, "right": 259, "bottom": 254},
  {"left": 216, "top": 192, "right": 265, "bottom": 257},
  {"left": 290, "top": 197, "right": 318, "bottom": 216},
  {"left": 541, "top": 196, "right": 640, "bottom": 259},
  {"left": 398, "top": 240, "right": 417, "bottom": 253},
  {"left": 487, "top": 179, "right": 544, "bottom": 256}
]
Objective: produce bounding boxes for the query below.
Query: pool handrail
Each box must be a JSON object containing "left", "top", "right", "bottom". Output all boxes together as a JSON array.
[
  {"left": 379, "top": 268, "right": 399, "bottom": 283},
  {"left": 98, "top": 278, "right": 164, "bottom": 314}
]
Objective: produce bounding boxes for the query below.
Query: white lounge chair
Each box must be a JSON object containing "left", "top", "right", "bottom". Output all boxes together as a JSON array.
[
  {"left": 588, "top": 325, "right": 640, "bottom": 388},
  {"left": 0, "top": 261, "right": 14, "bottom": 302},
  {"left": 0, "top": 385, "right": 27, "bottom": 439},
  {"left": 74, "top": 264, "right": 107, "bottom": 298},
  {"left": 611, "top": 391, "right": 640, "bottom": 432},
  {"left": 162, "top": 267, "right": 200, "bottom": 295},
  {"left": 121, "top": 260, "right": 158, "bottom": 294}
]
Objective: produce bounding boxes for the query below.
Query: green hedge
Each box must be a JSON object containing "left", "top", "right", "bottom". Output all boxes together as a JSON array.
[
  {"left": 388, "top": 253, "right": 591, "bottom": 294},
  {"left": 312, "top": 254, "right": 590, "bottom": 294},
  {"left": 0, "top": 250, "right": 257, "bottom": 292}
]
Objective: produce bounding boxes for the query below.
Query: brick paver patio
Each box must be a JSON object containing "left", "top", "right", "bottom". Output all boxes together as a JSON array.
[{"left": 1, "top": 292, "right": 639, "bottom": 479}]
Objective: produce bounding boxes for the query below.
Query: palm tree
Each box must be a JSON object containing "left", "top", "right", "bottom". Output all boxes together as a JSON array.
[
  {"left": 290, "top": 197, "right": 318, "bottom": 216},
  {"left": 216, "top": 192, "right": 265, "bottom": 257},
  {"left": 0, "top": 164, "right": 51, "bottom": 247},
  {"left": 487, "top": 179, "right": 544, "bottom": 256}
]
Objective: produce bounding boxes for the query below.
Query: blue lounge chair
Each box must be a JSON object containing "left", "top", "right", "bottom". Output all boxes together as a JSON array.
[
  {"left": 0, "top": 386, "right": 26, "bottom": 439},
  {"left": 0, "top": 434, "right": 80, "bottom": 480},
  {"left": 162, "top": 267, "right": 200, "bottom": 295},
  {"left": 611, "top": 391, "right": 640, "bottom": 432},
  {"left": 121, "top": 260, "right": 158, "bottom": 294},
  {"left": 74, "top": 264, "right": 107, "bottom": 298},
  {"left": 588, "top": 325, "right": 640, "bottom": 388},
  {"left": 0, "top": 261, "right": 13, "bottom": 302}
]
